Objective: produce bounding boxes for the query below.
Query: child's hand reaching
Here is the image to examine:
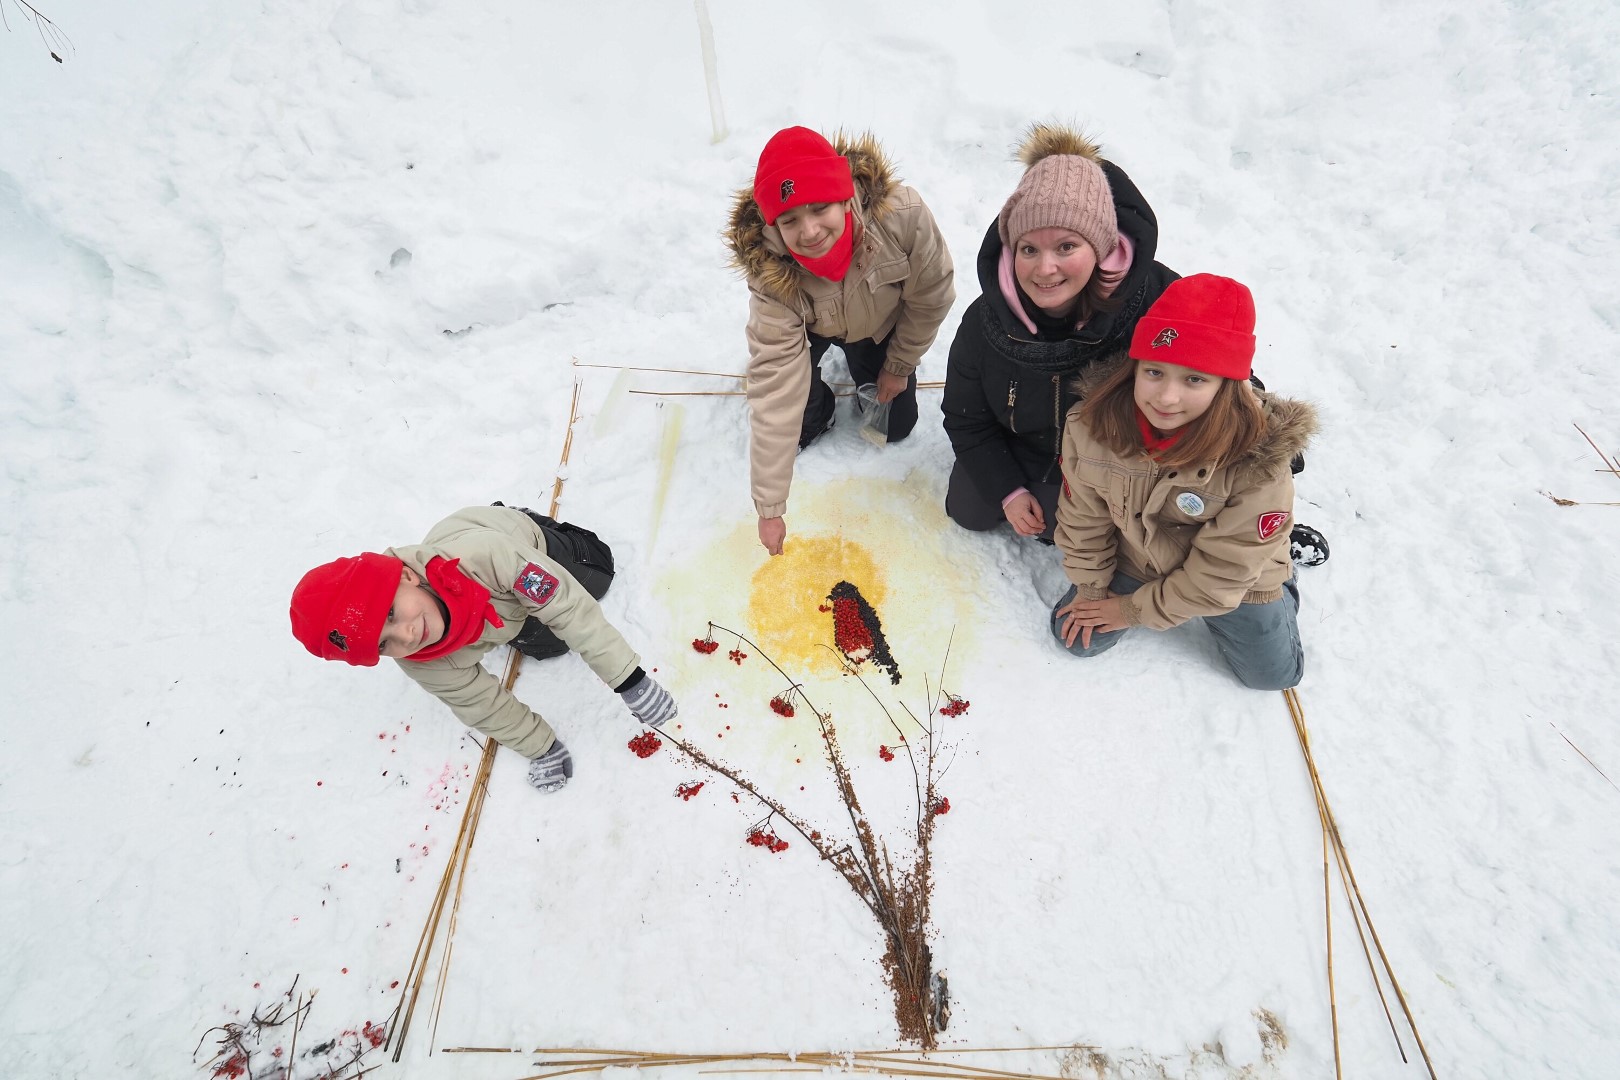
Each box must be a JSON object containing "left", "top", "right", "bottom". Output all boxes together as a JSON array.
[
  {"left": 758, "top": 515, "right": 787, "bottom": 556},
  {"left": 1057, "top": 593, "right": 1129, "bottom": 649},
  {"left": 622, "top": 675, "right": 678, "bottom": 729}
]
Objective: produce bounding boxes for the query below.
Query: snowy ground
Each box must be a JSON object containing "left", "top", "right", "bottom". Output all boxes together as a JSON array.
[{"left": 3, "top": 1, "right": 1619, "bottom": 1078}]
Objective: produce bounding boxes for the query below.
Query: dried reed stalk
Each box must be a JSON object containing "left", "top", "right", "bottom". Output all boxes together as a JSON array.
[
  {"left": 1543, "top": 424, "right": 1620, "bottom": 504},
  {"left": 573, "top": 360, "right": 744, "bottom": 379},
  {"left": 1549, "top": 721, "right": 1620, "bottom": 792},
  {"left": 628, "top": 381, "right": 945, "bottom": 398},
  {"left": 389, "top": 379, "right": 585, "bottom": 1061},
  {"left": 487, "top": 1047, "right": 1092, "bottom": 1080},
  {"left": 1283, "top": 688, "right": 1438, "bottom": 1079},
  {"left": 1574, "top": 422, "right": 1620, "bottom": 478},
  {"left": 1321, "top": 826, "right": 1342, "bottom": 1080}
]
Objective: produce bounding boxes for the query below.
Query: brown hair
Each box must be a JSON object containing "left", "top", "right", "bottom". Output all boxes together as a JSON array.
[
  {"left": 1078, "top": 359, "right": 1267, "bottom": 469},
  {"left": 1074, "top": 265, "right": 1126, "bottom": 324}
]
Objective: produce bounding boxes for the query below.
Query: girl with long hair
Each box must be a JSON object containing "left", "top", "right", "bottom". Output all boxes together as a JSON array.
[{"left": 1052, "top": 275, "right": 1317, "bottom": 690}]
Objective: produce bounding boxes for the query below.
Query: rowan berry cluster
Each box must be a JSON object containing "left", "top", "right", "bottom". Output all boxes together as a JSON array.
[
  {"left": 361, "top": 1021, "right": 386, "bottom": 1049},
  {"left": 691, "top": 637, "right": 719, "bottom": 655},
  {"left": 878, "top": 745, "right": 895, "bottom": 762},
  {"left": 675, "top": 781, "right": 705, "bottom": 800},
  {"left": 213, "top": 1054, "right": 247, "bottom": 1079},
  {"left": 770, "top": 693, "right": 795, "bottom": 717},
  {"left": 728, "top": 647, "right": 748, "bottom": 665},
  {"left": 939, "top": 693, "right": 970, "bottom": 717},
  {"left": 627, "top": 731, "right": 662, "bottom": 758},
  {"left": 746, "top": 828, "right": 790, "bottom": 853},
  {"left": 930, "top": 796, "right": 951, "bottom": 816}
]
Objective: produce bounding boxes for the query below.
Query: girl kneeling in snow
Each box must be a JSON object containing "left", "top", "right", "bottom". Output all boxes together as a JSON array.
[
  {"left": 725, "top": 126, "right": 955, "bottom": 556},
  {"left": 1051, "top": 275, "right": 1317, "bottom": 690}
]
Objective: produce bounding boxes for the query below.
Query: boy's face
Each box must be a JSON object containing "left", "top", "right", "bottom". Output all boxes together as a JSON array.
[{"left": 378, "top": 566, "right": 446, "bottom": 659}]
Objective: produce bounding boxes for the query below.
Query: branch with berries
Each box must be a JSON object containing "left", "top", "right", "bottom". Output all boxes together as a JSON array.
[{"left": 675, "top": 618, "right": 963, "bottom": 1046}]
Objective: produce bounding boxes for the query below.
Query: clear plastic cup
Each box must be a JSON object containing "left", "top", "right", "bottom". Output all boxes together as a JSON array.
[{"left": 856, "top": 383, "right": 892, "bottom": 446}]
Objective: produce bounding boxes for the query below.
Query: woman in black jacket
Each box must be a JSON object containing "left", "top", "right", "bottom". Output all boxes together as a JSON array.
[{"left": 942, "top": 124, "right": 1177, "bottom": 540}]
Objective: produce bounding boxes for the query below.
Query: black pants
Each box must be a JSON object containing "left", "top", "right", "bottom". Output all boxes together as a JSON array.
[
  {"left": 944, "top": 444, "right": 1062, "bottom": 541},
  {"left": 801, "top": 334, "right": 919, "bottom": 445},
  {"left": 500, "top": 505, "right": 615, "bottom": 661}
]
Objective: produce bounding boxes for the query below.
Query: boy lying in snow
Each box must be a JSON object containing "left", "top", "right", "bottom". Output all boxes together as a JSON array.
[{"left": 289, "top": 504, "right": 676, "bottom": 792}]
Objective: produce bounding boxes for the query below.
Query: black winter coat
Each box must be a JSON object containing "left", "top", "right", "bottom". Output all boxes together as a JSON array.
[{"left": 941, "top": 160, "right": 1179, "bottom": 503}]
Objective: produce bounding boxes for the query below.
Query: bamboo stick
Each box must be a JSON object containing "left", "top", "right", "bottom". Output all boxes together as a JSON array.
[
  {"left": 573, "top": 360, "right": 744, "bottom": 379},
  {"left": 628, "top": 381, "right": 945, "bottom": 398},
  {"left": 1283, "top": 688, "right": 1438, "bottom": 1080},
  {"left": 502, "top": 1048, "right": 1091, "bottom": 1080},
  {"left": 1290, "top": 691, "right": 1406, "bottom": 1060},
  {"left": 1323, "top": 825, "right": 1342, "bottom": 1080},
  {"left": 392, "top": 379, "right": 585, "bottom": 1061}
]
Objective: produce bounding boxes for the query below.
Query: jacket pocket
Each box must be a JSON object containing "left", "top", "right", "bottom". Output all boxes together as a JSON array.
[{"left": 809, "top": 295, "right": 846, "bottom": 336}]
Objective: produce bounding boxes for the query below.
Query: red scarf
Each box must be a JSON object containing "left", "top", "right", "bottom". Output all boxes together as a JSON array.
[
  {"left": 789, "top": 211, "right": 856, "bottom": 281},
  {"left": 1135, "top": 406, "right": 1186, "bottom": 459},
  {"left": 404, "top": 557, "right": 505, "bottom": 663}
]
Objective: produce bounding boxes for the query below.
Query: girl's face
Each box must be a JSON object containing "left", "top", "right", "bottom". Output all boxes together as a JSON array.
[
  {"left": 1014, "top": 228, "right": 1098, "bottom": 314},
  {"left": 776, "top": 201, "right": 848, "bottom": 258},
  {"left": 1134, "top": 360, "right": 1223, "bottom": 433}
]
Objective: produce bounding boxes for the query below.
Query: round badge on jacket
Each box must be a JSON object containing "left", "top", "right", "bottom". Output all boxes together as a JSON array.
[{"left": 1175, "top": 492, "right": 1205, "bottom": 516}]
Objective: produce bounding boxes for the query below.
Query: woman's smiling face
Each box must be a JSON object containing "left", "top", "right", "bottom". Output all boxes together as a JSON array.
[{"left": 1013, "top": 227, "right": 1098, "bottom": 315}]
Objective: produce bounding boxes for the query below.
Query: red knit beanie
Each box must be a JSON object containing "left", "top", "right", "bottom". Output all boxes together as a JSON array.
[
  {"left": 289, "top": 552, "right": 403, "bottom": 667},
  {"left": 1129, "top": 274, "right": 1257, "bottom": 381},
  {"left": 752, "top": 126, "right": 854, "bottom": 226}
]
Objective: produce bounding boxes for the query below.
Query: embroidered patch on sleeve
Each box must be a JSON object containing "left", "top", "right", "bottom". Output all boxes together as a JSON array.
[
  {"left": 1257, "top": 511, "right": 1290, "bottom": 541},
  {"left": 514, "top": 563, "right": 561, "bottom": 607}
]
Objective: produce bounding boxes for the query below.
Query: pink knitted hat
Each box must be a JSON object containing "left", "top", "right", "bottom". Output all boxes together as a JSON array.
[{"left": 997, "top": 153, "right": 1118, "bottom": 261}]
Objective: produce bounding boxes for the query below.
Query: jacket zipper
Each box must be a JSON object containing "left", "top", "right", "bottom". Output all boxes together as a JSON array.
[
  {"left": 1045, "top": 375, "right": 1062, "bottom": 481},
  {"left": 1006, "top": 380, "right": 1018, "bottom": 433},
  {"left": 1051, "top": 375, "right": 1061, "bottom": 452}
]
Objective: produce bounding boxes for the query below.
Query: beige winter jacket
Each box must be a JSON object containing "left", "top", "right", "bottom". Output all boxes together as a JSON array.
[
  {"left": 725, "top": 134, "right": 956, "bottom": 518},
  {"left": 1055, "top": 368, "right": 1319, "bottom": 630},
  {"left": 385, "top": 506, "right": 640, "bottom": 758}
]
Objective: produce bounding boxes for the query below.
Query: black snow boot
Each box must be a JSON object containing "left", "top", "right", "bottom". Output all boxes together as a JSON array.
[{"left": 1290, "top": 524, "right": 1330, "bottom": 567}]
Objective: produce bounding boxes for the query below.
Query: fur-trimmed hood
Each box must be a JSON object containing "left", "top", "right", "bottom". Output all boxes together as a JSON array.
[
  {"left": 723, "top": 131, "right": 898, "bottom": 305},
  {"left": 1071, "top": 351, "right": 1320, "bottom": 474}
]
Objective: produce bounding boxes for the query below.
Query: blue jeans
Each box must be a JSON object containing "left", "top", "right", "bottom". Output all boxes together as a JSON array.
[{"left": 1050, "top": 573, "right": 1304, "bottom": 690}]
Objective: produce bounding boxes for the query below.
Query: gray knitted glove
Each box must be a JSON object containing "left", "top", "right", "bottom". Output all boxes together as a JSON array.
[
  {"left": 621, "top": 675, "right": 678, "bottom": 729},
  {"left": 526, "top": 738, "right": 573, "bottom": 793}
]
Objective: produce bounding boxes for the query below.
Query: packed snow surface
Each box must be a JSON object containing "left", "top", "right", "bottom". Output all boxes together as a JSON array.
[{"left": 3, "top": 1, "right": 1618, "bottom": 1078}]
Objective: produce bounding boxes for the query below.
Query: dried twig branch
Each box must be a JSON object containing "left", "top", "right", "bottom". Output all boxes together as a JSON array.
[
  {"left": 2, "top": 1, "right": 73, "bottom": 60},
  {"left": 674, "top": 622, "right": 953, "bottom": 1045}
]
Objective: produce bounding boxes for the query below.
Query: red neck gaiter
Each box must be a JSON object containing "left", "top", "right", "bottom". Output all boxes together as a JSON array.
[
  {"left": 1135, "top": 406, "right": 1186, "bottom": 459},
  {"left": 404, "top": 557, "right": 505, "bottom": 663},
  {"left": 789, "top": 212, "right": 856, "bottom": 282}
]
